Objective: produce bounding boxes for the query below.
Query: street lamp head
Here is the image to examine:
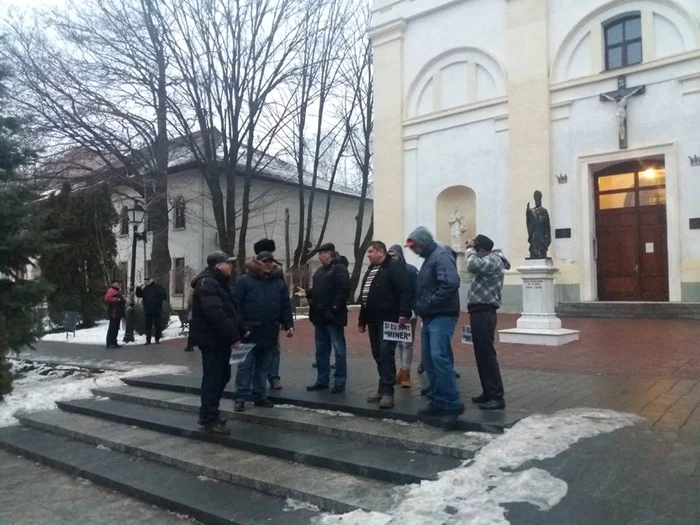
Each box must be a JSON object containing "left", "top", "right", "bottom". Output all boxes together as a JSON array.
[{"left": 129, "top": 201, "right": 145, "bottom": 226}]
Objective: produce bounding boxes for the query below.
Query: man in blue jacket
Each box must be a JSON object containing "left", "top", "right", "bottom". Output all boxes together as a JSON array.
[
  {"left": 405, "top": 226, "right": 464, "bottom": 417},
  {"left": 232, "top": 251, "right": 294, "bottom": 412}
]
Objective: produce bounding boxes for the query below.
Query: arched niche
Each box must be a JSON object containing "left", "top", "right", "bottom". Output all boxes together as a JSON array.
[
  {"left": 435, "top": 186, "right": 477, "bottom": 248},
  {"left": 551, "top": 0, "right": 700, "bottom": 83},
  {"left": 406, "top": 48, "right": 507, "bottom": 119}
]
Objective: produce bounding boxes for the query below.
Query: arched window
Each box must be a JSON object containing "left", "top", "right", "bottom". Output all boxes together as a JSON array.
[
  {"left": 604, "top": 14, "right": 642, "bottom": 70},
  {"left": 119, "top": 206, "right": 129, "bottom": 235},
  {"left": 174, "top": 196, "right": 186, "bottom": 229}
]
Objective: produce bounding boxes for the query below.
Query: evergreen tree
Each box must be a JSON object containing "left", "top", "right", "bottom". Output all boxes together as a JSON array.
[
  {"left": 40, "top": 182, "right": 118, "bottom": 328},
  {"left": 0, "top": 65, "right": 48, "bottom": 400}
]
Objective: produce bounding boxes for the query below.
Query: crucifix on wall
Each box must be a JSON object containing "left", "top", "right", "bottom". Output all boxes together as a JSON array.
[{"left": 599, "top": 75, "right": 646, "bottom": 150}]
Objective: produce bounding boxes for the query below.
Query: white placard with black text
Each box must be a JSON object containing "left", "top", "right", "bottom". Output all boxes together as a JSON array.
[
  {"left": 229, "top": 343, "right": 257, "bottom": 365},
  {"left": 382, "top": 322, "right": 413, "bottom": 343},
  {"left": 461, "top": 325, "right": 473, "bottom": 345}
]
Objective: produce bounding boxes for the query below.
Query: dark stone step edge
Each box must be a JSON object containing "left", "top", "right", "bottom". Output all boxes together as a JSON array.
[
  {"left": 56, "top": 399, "right": 430, "bottom": 486},
  {"left": 16, "top": 412, "right": 359, "bottom": 514},
  {"left": 93, "top": 387, "right": 474, "bottom": 461},
  {"left": 121, "top": 377, "right": 510, "bottom": 434},
  {"left": 0, "top": 427, "right": 317, "bottom": 525}
]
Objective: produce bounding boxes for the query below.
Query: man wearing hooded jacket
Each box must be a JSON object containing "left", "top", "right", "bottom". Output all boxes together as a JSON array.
[{"left": 405, "top": 226, "right": 464, "bottom": 417}]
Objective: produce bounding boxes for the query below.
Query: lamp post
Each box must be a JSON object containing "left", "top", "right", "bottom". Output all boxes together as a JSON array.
[{"left": 123, "top": 201, "right": 146, "bottom": 343}]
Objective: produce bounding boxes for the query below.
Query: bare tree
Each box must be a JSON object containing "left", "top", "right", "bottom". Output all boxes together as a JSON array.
[
  {"left": 160, "top": 0, "right": 304, "bottom": 264},
  {"left": 277, "top": 0, "right": 354, "bottom": 269},
  {"left": 1, "top": 0, "right": 174, "bottom": 286},
  {"left": 343, "top": 5, "right": 374, "bottom": 300}
]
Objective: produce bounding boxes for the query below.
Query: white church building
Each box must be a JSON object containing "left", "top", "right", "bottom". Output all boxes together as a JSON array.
[{"left": 371, "top": 0, "right": 700, "bottom": 312}]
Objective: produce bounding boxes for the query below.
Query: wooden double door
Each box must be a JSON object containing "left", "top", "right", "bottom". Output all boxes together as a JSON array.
[{"left": 595, "top": 161, "right": 668, "bottom": 302}]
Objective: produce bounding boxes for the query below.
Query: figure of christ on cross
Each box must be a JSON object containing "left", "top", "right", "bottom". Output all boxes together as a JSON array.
[{"left": 599, "top": 75, "right": 646, "bottom": 150}]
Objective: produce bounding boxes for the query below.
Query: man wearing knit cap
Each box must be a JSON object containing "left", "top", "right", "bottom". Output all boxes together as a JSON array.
[
  {"left": 465, "top": 234, "right": 510, "bottom": 410},
  {"left": 253, "top": 238, "right": 284, "bottom": 389}
]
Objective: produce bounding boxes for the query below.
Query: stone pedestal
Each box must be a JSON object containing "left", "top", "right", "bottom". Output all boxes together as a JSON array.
[{"left": 498, "top": 259, "right": 580, "bottom": 346}]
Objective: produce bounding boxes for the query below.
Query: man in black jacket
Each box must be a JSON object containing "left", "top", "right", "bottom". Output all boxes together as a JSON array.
[
  {"left": 232, "top": 252, "right": 294, "bottom": 411},
  {"left": 359, "top": 241, "right": 412, "bottom": 409},
  {"left": 135, "top": 277, "right": 168, "bottom": 345},
  {"left": 296, "top": 242, "right": 350, "bottom": 393},
  {"left": 190, "top": 251, "right": 246, "bottom": 435}
]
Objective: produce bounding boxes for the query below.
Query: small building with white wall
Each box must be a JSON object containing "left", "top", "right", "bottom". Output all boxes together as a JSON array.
[{"left": 371, "top": 0, "right": 700, "bottom": 312}]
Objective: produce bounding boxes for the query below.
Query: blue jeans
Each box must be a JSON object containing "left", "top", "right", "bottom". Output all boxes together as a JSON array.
[
  {"left": 314, "top": 325, "right": 347, "bottom": 387},
  {"left": 268, "top": 343, "right": 281, "bottom": 382},
  {"left": 421, "top": 317, "right": 461, "bottom": 409},
  {"left": 234, "top": 345, "right": 273, "bottom": 402}
]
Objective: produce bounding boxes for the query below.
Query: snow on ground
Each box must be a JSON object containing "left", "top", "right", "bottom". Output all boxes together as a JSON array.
[
  {"left": 314, "top": 409, "right": 642, "bottom": 525},
  {"left": 41, "top": 316, "right": 184, "bottom": 345},
  {"left": 274, "top": 404, "right": 355, "bottom": 417},
  {"left": 0, "top": 359, "right": 189, "bottom": 427},
  {"left": 284, "top": 499, "right": 321, "bottom": 513}
]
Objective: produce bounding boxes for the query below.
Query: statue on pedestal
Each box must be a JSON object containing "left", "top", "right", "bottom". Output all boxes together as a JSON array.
[
  {"left": 526, "top": 190, "right": 551, "bottom": 259},
  {"left": 448, "top": 206, "right": 467, "bottom": 252}
]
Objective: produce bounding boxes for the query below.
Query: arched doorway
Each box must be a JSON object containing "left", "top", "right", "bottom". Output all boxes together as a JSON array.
[
  {"left": 594, "top": 159, "right": 668, "bottom": 301},
  {"left": 435, "top": 186, "right": 477, "bottom": 248}
]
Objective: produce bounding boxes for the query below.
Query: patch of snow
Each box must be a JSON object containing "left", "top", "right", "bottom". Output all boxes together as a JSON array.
[
  {"left": 166, "top": 510, "right": 198, "bottom": 522},
  {"left": 1, "top": 359, "right": 189, "bottom": 428},
  {"left": 41, "top": 315, "right": 184, "bottom": 345},
  {"left": 197, "top": 475, "right": 218, "bottom": 482},
  {"left": 274, "top": 404, "right": 354, "bottom": 417},
  {"left": 283, "top": 498, "right": 320, "bottom": 513},
  {"left": 77, "top": 477, "right": 93, "bottom": 486},
  {"left": 314, "top": 409, "right": 642, "bottom": 525},
  {"left": 96, "top": 444, "right": 112, "bottom": 451},
  {"left": 381, "top": 418, "right": 416, "bottom": 427}
]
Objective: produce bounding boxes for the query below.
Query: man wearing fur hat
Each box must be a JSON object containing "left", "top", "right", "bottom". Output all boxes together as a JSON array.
[{"left": 232, "top": 250, "right": 294, "bottom": 411}]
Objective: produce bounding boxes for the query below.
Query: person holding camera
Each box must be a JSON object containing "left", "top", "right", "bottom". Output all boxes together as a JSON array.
[{"left": 465, "top": 234, "right": 510, "bottom": 410}]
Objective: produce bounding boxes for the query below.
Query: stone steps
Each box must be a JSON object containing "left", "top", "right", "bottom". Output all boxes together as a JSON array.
[
  {"left": 93, "top": 385, "right": 484, "bottom": 459},
  {"left": 557, "top": 301, "right": 700, "bottom": 320},
  {"left": 0, "top": 425, "right": 320, "bottom": 525},
  {"left": 55, "top": 398, "right": 462, "bottom": 485},
  {"left": 14, "top": 409, "right": 398, "bottom": 514},
  {"left": 122, "top": 374, "right": 522, "bottom": 433}
]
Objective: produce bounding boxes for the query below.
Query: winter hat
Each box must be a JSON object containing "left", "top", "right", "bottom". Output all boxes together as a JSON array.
[
  {"left": 254, "top": 238, "right": 276, "bottom": 255},
  {"left": 256, "top": 251, "right": 281, "bottom": 265},
  {"left": 473, "top": 234, "right": 494, "bottom": 253},
  {"left": 313, "top": 242, "right": 335, "bottom": 254},
  {"left": 207, "top": 251, "right": 234, "bottom": 267}
]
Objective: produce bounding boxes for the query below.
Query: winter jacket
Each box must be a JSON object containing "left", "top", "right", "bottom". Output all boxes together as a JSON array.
[
  {"left": 358, "top": 255, "right": 412, "bottom": 327},
  {"left": 104, "top": 286, "right": 126, "bottom": 319},
  {"left": 466, "top": 247, "right": 511, "bottom": 312},
  {"left": 232, "top": 259, "right": 294, "bottom": 348},
  {"left": 189, "top": 268, "right": 246, "bottom": 349},
  {"left": 407, "top": 226, "right": 461, "bottom": 321},
  {"left": 307, "top": 253, "right": 350, "bottom": 327},
  {"left": 135, "top": 281, "right": 167, "bottom": 316},
  {"left": 388, "top": 244, "right": 419, "bottom": 313}
]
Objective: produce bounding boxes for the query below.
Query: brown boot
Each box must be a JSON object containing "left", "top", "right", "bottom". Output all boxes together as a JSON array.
[
  {"left": 367, "top": 392, "right": 382, "bottom": 403},
  {"left": 400, "top": 370, "right": 412, "bottom": 388},
  {"left": 379, "top": 395, "right": 394, "bottom": 409}
]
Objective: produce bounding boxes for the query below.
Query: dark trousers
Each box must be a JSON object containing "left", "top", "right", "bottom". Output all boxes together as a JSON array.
[
  {"left": 470, "top": 310, "right": 505, "bottom": 400},
  {"left": 106, "top": 318, "right": 121, "bottom": 347},
  {"left": 367, "top": 323, "right": 397, "bottom": 396},
  {"left": 145, "top": 313, "right": 162, "bottom": 343},
  {"left": 199, "top": 345, "right": 232, "bottom": 424}
]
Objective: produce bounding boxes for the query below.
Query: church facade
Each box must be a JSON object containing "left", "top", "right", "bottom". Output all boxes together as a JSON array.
[{"left": 371, "top": 0, "right": 700, "bottom": 311}]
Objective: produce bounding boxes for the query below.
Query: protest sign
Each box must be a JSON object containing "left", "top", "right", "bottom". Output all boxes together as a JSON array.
[
  {"left": 382, "top": 321, "right": 413, "bottom": 343},
  {"left": 461, "top": 325, "right": 473, "bottom": 345},
  {"left": 229, "top": 343, "right": 257, "bottom": 365}
]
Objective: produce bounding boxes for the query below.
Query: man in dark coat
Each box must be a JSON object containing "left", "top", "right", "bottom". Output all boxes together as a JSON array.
[
  {"left": 232, "top": 251, "right": 294, "bottom": 412},
  {"left": 358, "top": 241, "right": 412, "bottom": 409},
  {"left": 388, "top": 244, "right": 419, "bottom": 387},
  {"left": 405, "top": 226, "right": 464, "bottom": 418},
  {"left": 296, "top": 242, "right": 350, "bottom": 393},
  {"left": 104, "top": 280, "right": 125, "bottom": 349},
  {"left": 190, "top": 251, "right": 247, "bottom": 434},
  {"left": 135, "top": 276, "right": 168, "bottom": 345}
]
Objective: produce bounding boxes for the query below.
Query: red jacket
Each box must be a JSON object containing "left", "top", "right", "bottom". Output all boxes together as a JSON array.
[{"left": 104, "top": 286, "right": 125, "bottom": 319}]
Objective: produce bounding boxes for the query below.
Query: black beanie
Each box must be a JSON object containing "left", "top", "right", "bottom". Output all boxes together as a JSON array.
[{"left": 473, "top": 234, "right": 494, "bottom": 252}]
